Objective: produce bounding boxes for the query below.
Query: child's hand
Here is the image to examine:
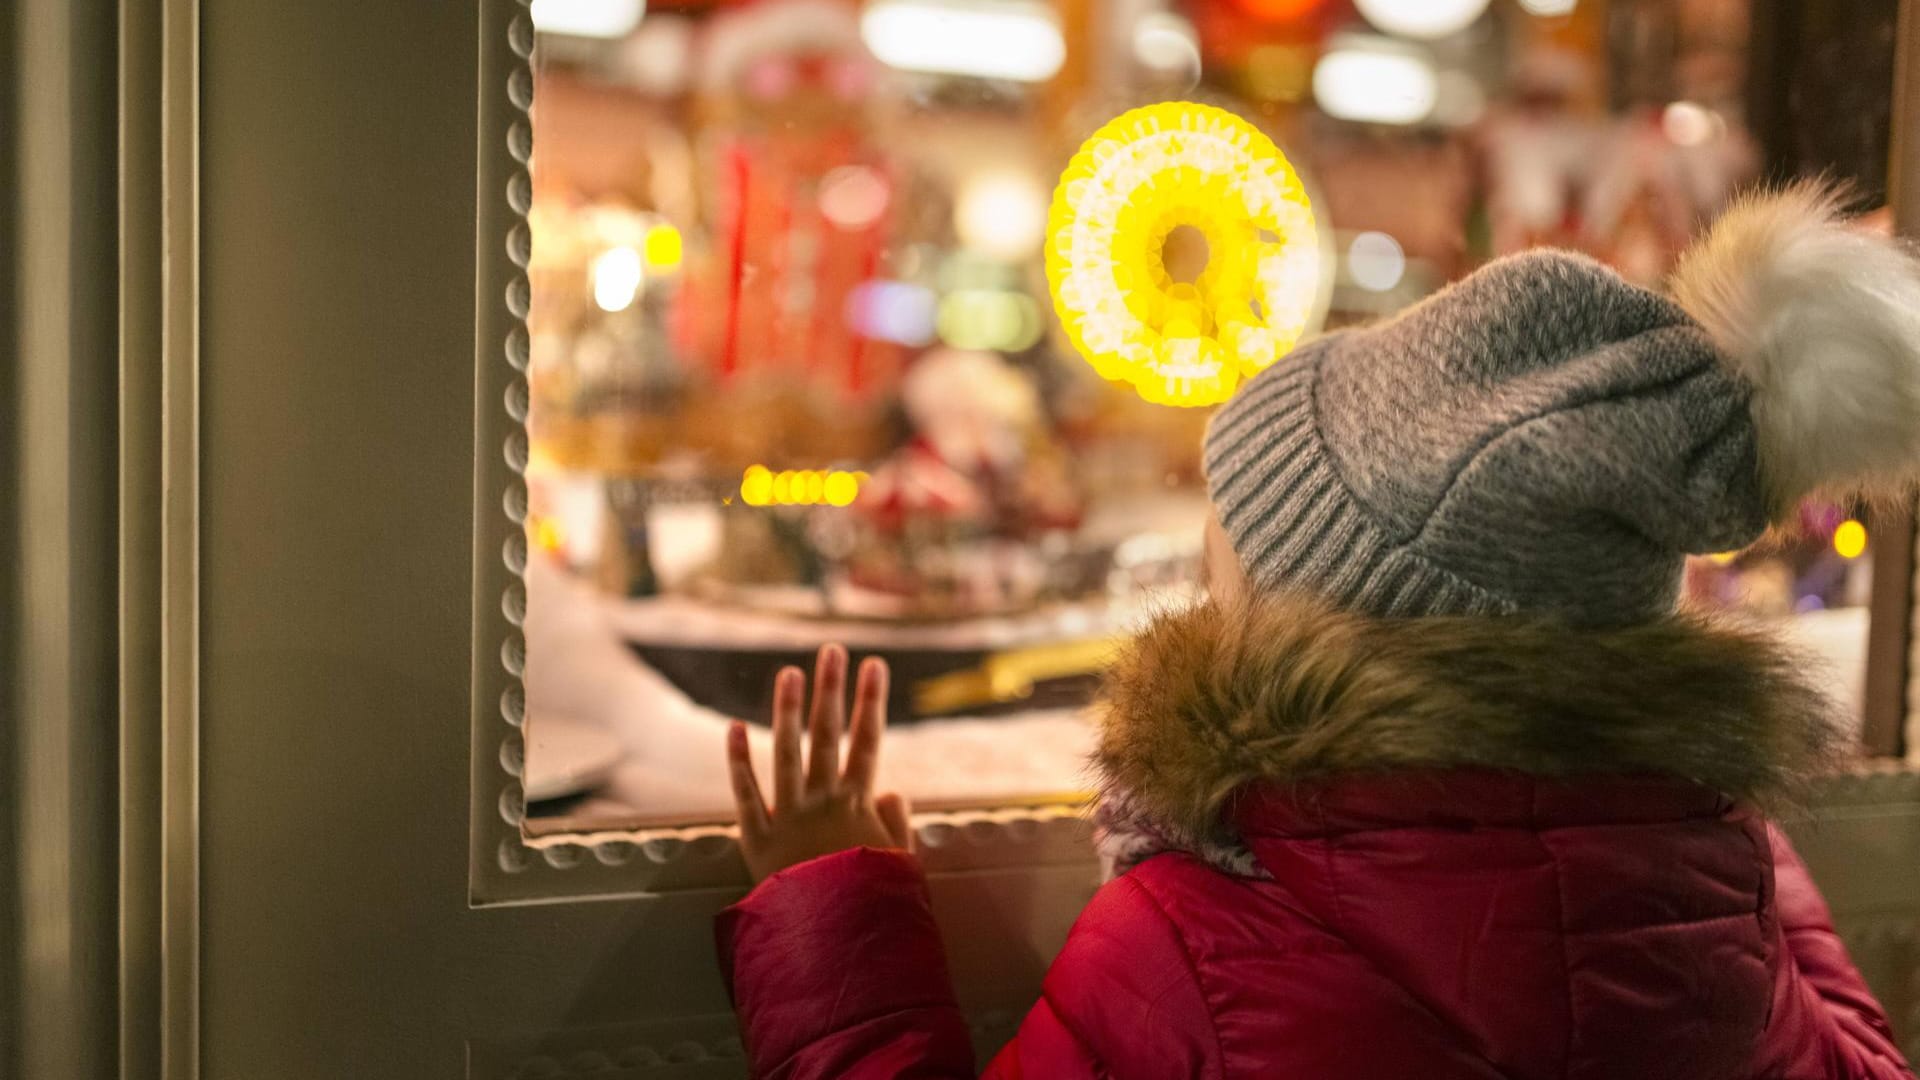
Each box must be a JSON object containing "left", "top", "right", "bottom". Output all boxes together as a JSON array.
[{"left": 725, "top": 645, "right": 912, "bottom": 883}]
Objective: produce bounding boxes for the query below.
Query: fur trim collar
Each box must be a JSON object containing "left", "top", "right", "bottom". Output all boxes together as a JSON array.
[{"left": 1093, "top": 593, "right": 1843, "bottom": 863}]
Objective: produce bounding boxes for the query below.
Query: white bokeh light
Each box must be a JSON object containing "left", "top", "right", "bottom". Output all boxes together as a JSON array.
[
  {"left": 1347, "top": 232, "right": 1406, "bottom": 292},
  {"left": 861, "top": 0, "right": 1065, "bottom": 82},
  {"left": 531, "top": 0, "right": 645, "bottom": 38},
  {"left": 1662, "top": 101, "right": 1722, "bottom": 147},
  {"left": 957, "top": 171, "right": 1048, "bottom": 260},
  {"left": 591, "top": 247, "right": 644, "bottom": 312},
  {"left": 1313, "top": 39, "right": 1438, "bottom": 126},
  {"left": 1354, "top": 0, "right": 1490, "bottom": 40},
  {"left": 1132, "top": 12, "right": 1202, "bottom": 87}
]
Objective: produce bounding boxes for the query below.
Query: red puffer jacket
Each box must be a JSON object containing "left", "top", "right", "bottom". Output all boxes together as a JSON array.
[{"left": 718, "top": 598, "right": 1914, "bottom": 1079}]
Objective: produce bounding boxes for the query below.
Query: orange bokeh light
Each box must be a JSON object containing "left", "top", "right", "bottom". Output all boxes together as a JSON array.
[{"left": 1229, "top": 0, "right": 1325, "bottom": 23}]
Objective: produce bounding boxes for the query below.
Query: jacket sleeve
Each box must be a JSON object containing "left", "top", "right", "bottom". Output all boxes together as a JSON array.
[
  {"left": 1764, "top": 824, "right": 1914, "bottom": 1079},
  {"left": 716, "top": 847, "right": 976, "bottom": 1079},
  {"left": 716, "top": 848, "right": 1217, "bottom": 1079}
]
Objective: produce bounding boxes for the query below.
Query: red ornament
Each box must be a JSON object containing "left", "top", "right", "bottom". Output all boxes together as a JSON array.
[{"left": 854, "top": 446, "right": 986, "bottom": 533}]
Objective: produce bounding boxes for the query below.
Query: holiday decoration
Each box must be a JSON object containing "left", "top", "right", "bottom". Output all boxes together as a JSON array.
[
  {"left": 690, "top": 0, "right": 896, "bottom": 393},
  {"left": 1045, "top": 103, "right": 1320, "bottom": 407}
]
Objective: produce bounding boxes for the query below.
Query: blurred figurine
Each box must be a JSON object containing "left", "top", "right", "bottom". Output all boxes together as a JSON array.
[
  {"left": 894, "top": 348, "right": 1082, "bottom": 537},
  {"left": 836, "top": 349, "right": 1083, "bottom": 615}
]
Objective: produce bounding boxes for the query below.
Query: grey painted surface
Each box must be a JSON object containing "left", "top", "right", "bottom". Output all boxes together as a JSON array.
[
  {"left": 200, "top": 1, "right": 631, "bottom": 1074},
  {"left": 2, "top": 3, "right": 19, "bottom": 1070},
  {"left": 6, "top": 0, "right": 123, "bottom": 1078}
]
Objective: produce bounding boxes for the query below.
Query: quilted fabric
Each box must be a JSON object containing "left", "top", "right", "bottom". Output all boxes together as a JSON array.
[{"left": 718, "top": 772, "right": 1912, "bottom": 1079}]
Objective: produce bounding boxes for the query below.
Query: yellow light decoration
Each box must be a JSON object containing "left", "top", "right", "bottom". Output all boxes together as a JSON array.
[
  {"left": 741, "top": 465, "right": 774, "bottom": 507},
  {"left": 643, "top": 224, "right": 683, "bottom": 272},
  {"left": 1046, "top": 102, "right": 1320, "bottom": 407},
  {"left": 1834, "top": 519, "right": 1868, "bottom": 560},
  {"left": 823, "top": 471, "right": 860, "bottom": 507},
  {"left": 740, "top": 465, "right": 870, "bottom": 507}
]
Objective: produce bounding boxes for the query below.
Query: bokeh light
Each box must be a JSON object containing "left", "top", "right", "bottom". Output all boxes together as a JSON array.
[
  {"left": 1313, "top": 38, "right": 1439, "bottom": 125},
  {"left": 1347, "top": 232, "right": 1406, "bottom": 291},
  {"left": 818, "top": 165, "right": 891, "bottom": 230},
  {"left": 957, "top": 171, "right": 1049, "bottom": 261},
  {"left": 1835, "top": 520, "right": 1868, "bottom": 560},
  {"left": 1354, "top": 0, "right": 1490, "bottom": 40},
  {"left": 591, "top": 246, "right": 644, "bottom": 312},
  {"left": 642, "top": 224, "right": 683, "bottom": 271}
]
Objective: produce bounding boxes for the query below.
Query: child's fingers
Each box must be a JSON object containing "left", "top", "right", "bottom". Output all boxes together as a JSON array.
[
  {"left": 841, "top": 656, "right": 889, "bottom": 795},
  {"left": 771, "top": 666, "right": 806, "bottom": 810},
  {"left": 805, "top": 644, "right": 847, "bottom": 794},
  {"left": 875, "top": 791, "right": 912, "bottom": 851},
  {"left": 727, "top": 722, "right": 770, "bottom": 837}
]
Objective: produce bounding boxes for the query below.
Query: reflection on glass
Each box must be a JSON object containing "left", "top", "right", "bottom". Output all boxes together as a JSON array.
[{"left": 520, "top": 0, "right": 1867, "bottom": 837}]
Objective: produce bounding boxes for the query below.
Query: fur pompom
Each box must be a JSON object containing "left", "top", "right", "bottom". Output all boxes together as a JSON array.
[{"left": 1670, "top": 182, "right": 1920, "bottom": 513}]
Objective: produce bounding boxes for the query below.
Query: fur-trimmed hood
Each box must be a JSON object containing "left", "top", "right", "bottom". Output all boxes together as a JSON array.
[{"left": 1093, "top": 592, "right": 1844, "bottom": 859}]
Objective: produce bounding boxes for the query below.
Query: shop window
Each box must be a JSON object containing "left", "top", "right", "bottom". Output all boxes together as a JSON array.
[{"left": 514, "top": 0, "right": 1880, "bottom": 838}]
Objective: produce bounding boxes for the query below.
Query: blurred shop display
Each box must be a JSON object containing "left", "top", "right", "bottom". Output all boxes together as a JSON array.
[{"left": 517, "top": 0, "right": 1881, "bottom": 823}]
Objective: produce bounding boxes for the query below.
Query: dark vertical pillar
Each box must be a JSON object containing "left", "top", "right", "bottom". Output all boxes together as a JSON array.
[
  {"left": 1749, "top": 0, "right": 1900, "bottom": 208},
  {"left": 1862, "top": 0, "right": 1920, "bottom": 759}
]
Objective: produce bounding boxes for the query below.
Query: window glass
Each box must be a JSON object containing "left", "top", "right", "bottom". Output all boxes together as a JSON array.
[{"left": 520, "top": 0, "right": 1875, "bottom": 834}]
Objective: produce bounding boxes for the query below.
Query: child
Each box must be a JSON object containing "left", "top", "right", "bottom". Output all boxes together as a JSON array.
[{"left": 715, "top": 184, "right": 1918, "bottom": 1079}]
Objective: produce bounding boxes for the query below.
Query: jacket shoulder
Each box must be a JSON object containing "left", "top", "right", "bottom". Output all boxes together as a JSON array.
[
  {"left": 1025, "top": 864, "right": 1222, "bottom": 1078},
  {"left": 1122, "top": 851, "right": 1328, "bottom": 955}
]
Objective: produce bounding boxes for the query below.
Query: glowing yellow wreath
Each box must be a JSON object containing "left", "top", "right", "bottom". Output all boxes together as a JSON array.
[{"left": 1045, "top": 102, "right": 1320, "bottom": 407}]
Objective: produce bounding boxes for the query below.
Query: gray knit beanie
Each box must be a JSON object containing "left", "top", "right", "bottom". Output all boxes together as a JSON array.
[{"left": 1204, "top": 184, "right": 1920, "bottom": 624}]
